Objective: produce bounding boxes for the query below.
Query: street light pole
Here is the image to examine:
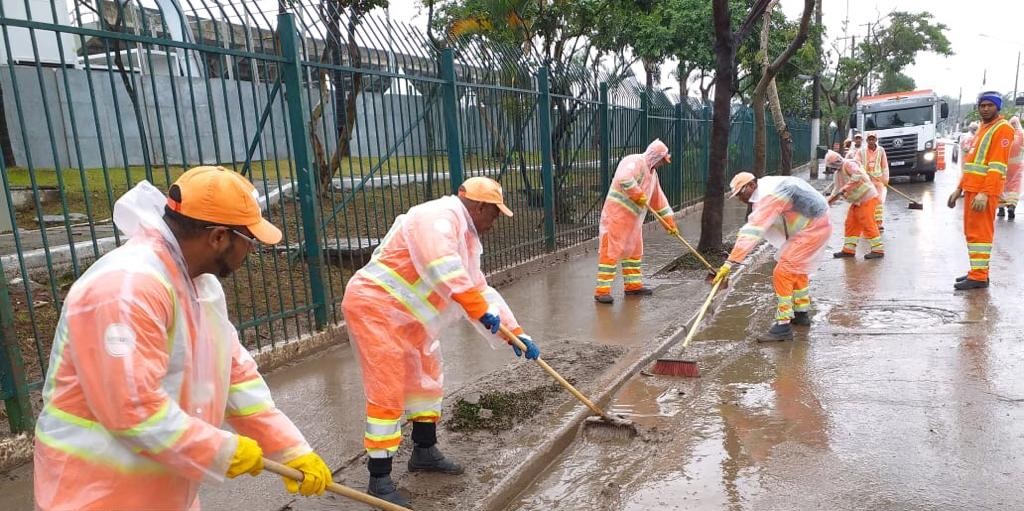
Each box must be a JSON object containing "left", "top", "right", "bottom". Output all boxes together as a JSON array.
[{"left": 810, "top": 0, "right": 822, "bottom": 179}]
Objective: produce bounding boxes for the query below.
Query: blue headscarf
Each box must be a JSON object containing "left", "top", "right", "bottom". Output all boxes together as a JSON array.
[{"left": 978, "top": 91, "right": 1003, "bottom": 110}]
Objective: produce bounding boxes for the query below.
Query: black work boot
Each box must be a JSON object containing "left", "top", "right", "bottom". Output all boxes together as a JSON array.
[
  {"left": 1009, "top": 207, "right": 1016, "bottom": 220},
  {"left": 833, "top": 250, "right": 855, "bottom": 258},
  {"left": 624, "top": 287, "right": 654, "bottom": 296},
  {"left": 791, "top": 311, "right": 811, "bottom": 326},
  {"left": 758, "top": 322, "right": 794, "bottom": 342},
  {"left": 594, "top": 294, "right": 614, "bottom": 304},
  {"left": 367, "top": 458, "right": 413, "bottom": 508},
  {"left": 954, "top": 278, "right": 989, "bottom": 290},
  {"left": 408, "top": 422, "right": 464, "bottom": 475},
  {"left": 864, "top": 251, "right": 884, "bottom": 260},
  {"left": 998, "top": 207, "right": 1006, "bottom": 218},
  {"left": 955, "top": 274, "right": 990, "bottom": 284}
]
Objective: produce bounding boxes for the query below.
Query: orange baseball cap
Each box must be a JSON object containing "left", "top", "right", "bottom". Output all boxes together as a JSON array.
[
  {"left": 729, "top": 171, "right": 756, "bottom": 198},
  {"left": 166, "top": 166, "right": 282, "bottom": 244},
  {"left": 458, "top": 177, "right": 513, "bottom": 217}
]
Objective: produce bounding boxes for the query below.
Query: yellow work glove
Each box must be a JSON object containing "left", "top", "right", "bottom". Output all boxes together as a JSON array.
[
  {"left": 947, "top": 188, "right": 961, "bottom": 209},
  {"left": 282, "top": 452, "right": 332, "bottom": 496},
  {"left": 713, "top": 262, "right": 732, "bottom": 285},
  {"left": 635, "top": 194, "right": 648, "bottom": 208},
  {"left": 971, "top": 192, "right": 988, "bottom": 212},
  {"left": 226, "top": 435, "right": 263, "bottom": 478}
]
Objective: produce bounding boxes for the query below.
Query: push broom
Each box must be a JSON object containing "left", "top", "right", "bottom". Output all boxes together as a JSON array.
[
  {"left": 885, "top": 183, "right": 924, "bottom": 210},
  {"left": 263, "top": 458, "right": 412, "bottom": 511},
  {"left": 498, "top": 325, "right": 639, "bottom": 438},
  {"left": 646, "top": 204, "right": 725, "bottom": 285},
  {"left": 650, "top": 275, "right": 725, "bottom": 377}
]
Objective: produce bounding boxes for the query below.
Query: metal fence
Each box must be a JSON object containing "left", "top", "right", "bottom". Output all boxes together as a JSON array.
[{"left": 0, "top": 0, "right": 809, "bottom": 433}]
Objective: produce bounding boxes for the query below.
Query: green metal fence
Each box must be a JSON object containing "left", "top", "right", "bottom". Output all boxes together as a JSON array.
[{"left": 0, "top": 1, "right": 810, "bottom": 433}]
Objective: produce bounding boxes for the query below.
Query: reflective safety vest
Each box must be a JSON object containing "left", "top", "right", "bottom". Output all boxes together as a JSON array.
[
  {"left": 962, "top": 118, "right": 1014, "bottom": 195},
  {"left": 859, "top": 147, "right": 887, "bottom": 180},
  {"left": 839, "top": 162, "right": 876, "bottom": 204}
]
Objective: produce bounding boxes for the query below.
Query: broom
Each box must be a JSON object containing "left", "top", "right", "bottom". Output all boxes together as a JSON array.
[
  {"left": 650, "top": 276, "right": 725, "bottom": 377},
  {"left": 885, "top": 183, "right": 924, "bottom": 210},
  {"left": 263, "top": 458, "right": 412, "bottom": 511},
  {"left": 646, "top": 204, "right": 724, "bottom": 285}
]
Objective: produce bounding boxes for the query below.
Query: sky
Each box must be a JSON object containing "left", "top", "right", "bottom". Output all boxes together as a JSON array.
[{"left": 378, "top": 0, "right": 1024, "bottom": 103}]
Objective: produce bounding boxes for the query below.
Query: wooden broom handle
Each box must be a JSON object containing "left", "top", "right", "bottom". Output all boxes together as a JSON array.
[
  {"left": 498, "top": 325, "right": 610, "bottom": 419},
  {"left": 885, "top": 183, "right": 918, "bottom": 202},
  {"left": 262, "top": 459, "right": 412, "bottom": 511},
  {"left": 681, "top": 277, "right": 724, "bottom": 350},
  {"left": 646, "top": 204, "right": 716, "bottom": 272}
]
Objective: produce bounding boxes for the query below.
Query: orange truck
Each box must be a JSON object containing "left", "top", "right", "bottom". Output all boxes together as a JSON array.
[{"left": 850, "top": 89, "right": 950, "bottom": 181}]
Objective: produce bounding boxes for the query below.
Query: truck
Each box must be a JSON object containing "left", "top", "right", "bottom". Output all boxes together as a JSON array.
[{"left": 850, "top": 89, "right": 949, "bottom": 181}]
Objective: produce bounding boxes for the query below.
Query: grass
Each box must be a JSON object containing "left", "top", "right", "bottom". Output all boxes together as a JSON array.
[{"left": 445, "top": 384, "right": 563, "bottom": 433}]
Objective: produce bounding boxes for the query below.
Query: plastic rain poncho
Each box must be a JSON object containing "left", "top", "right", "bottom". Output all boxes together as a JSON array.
[
  {"left": 33, "top": 181, "right": 310, "bottom": 511},
  {"left": 1002, "top": 116, "right": 1024, "bottom": 206},
  {"left": 827, "top": 150, "right": 878, "bottom": 206},
  {"left": 597, "top": 139, "right": 676, "bottom": 260},
  {"left": 728, "top": 175, "right": 832, "bottom": 275}
]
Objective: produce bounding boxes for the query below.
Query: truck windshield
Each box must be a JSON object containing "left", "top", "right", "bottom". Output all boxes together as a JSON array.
[{"left": 864, "top": 105, "right": 933, "bottom": 129}]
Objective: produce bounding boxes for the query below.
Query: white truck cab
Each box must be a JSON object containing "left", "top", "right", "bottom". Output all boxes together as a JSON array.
[{"left": 850, "top": 89, "right": 949, "bottom": 181}]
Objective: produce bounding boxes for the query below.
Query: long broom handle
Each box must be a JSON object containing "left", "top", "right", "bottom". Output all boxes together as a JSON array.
[
  {"left": 681, "top": 277, "right": 724, "bottom": 350},
  {"left": 885, "top": 182, "right": 920, "bottom": 203},
  {"left": 262, "top": 459, "right": 412, "bottom": 511},
  {"left": 497, "top": 325, "right": 612, "bottom": 420},
  {"left": 646, "top": 204, "right": 716, "bottom": 273}
]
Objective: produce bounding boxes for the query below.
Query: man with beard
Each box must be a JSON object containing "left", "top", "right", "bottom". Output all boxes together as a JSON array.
[{"left": 34, "top": 167, "right": 332, "bottom": 510}]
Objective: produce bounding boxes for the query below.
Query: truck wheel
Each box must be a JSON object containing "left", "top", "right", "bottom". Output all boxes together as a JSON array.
[{"left": 925, "top": 172, "right": 936, "bottom": 182}]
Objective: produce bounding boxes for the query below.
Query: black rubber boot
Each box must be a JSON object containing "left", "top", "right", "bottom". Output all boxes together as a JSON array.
[
  {"left": 998, "top": 207, "right": 1006, "bottom": 218},
  {"left": 956, "top": 274, "right": 990, "bottom": 284},
  {"left": 594, "top": 295, "right": 614, "bottom": 304},
  {"left": 864, "top": 251, "right": 884, "bottom": 260},
  {"left": 758, "top": 322, "right": 794, "bottom": 342},
  {"left": 367, "top": 458, "right": 413, "bottom": 508},
  {"left": 791, "top": 311, "right": 811, "bottom": 326},
  {"left": 833, "top": 250, "right": 855, "bottom": 258},
  {"left": 624, "top": 287, "right": 654, "bottom": 296},
  {"left": 408, "top": 422, "right": 464, "bottom": 475},
  {"left": 954, "top": 278, "right": 989, "bottom": 290},
  {"left": 1009, "top": 207, "right": 1016, "bottom": 220}
]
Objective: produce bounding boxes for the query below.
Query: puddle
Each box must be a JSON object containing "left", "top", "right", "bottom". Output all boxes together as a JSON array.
[{"left": 827, "top": 304, "right": 959, "bottom": 330}]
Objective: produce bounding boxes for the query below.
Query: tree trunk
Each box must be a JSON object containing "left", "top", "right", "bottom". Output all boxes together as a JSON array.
[
  {"left": 752, "top": 91, "right": 767, "bottom": 176},
  {"left": 767, "top": 78, "right": 793, "bottom": 174},
  {"left": 699, "top": 0, "right": 736, "bottom": 254}
]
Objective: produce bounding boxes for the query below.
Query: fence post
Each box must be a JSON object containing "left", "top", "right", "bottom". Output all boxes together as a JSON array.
[
  {"left": 674, "top": 102, "right": 685, "bottom": 206},
  {"left": 278, "top": 13, "right": 327, "bottom": 328},
  {"left": 640, "top": 91, "right": 650, "bottom": 144},
  {"left": 702, "top": 104, "right": 712, "bottom": 192},
  {"left": 440, "top": 49, "right": 464, "bottom": 193},
  {"left": 0, "top": 270, "right": 33, "bottom": 433},
  {"left": 599, "top": 82, "right": 611, "bottom": 195},
  {"left": 538, "top": 67, "right": 556, "bottom": 252}
]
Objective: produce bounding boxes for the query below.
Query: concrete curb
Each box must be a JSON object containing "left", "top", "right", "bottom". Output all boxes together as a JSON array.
[{"left": 477, "top": 242, "right": 774, "bottom": 511}]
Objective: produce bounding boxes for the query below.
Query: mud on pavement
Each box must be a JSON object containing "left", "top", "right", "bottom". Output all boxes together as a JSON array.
[{"left": 280, "top": 340, "right": 627, "bottom": 511}]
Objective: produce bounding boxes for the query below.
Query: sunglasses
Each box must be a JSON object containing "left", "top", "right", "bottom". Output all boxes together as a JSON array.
[{"left": 205, "top": 226, "right": 260, "bottom": 247}]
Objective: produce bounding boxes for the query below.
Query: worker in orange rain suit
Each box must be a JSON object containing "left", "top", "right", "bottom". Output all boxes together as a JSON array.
[
  {"left": 961, "top": 121, "right": 980, "bottom": 155},
  {"left": 825, "top": 150, "right": 884, "bottom": 260},
  {"left": 594, "top": 139, "right": 677, "bottom": 304},
  {"left": 712, "top": 172, "right": 832, "bottom": 342},
  {"left": 33, "top": 167, "right": 332, "bottom": 511},
  {"left": 855, "top": 131, "right": 889, "bottom": 230},
  {"left": 845, "top": 132, "right": 864, "bottom": 159},
  {"left": 998, "top": 115, "right": 1024, "bottom": 219},
  {"left": 341, "top": 176, "right": 540, "bottom": 507},
  {"left": 948, "top": 91, "right": 1015, "bottom": 290}
]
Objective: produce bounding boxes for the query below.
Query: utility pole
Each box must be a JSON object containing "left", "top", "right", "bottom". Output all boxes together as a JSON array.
[
  {"left": 1014, "top": 51, "right": 1021, "bottom": 101},
  {"left": 810, "top": 0, "right": 822, "bottom": 179}
]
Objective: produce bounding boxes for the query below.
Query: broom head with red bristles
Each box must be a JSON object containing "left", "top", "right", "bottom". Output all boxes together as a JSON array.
[{"left": 651, "top": 358, "right": 700, "bottom": 377}]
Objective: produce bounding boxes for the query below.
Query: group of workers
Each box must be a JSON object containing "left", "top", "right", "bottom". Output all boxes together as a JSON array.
[{"left": 30, "top": 90, "right": 1021, "bottom": 510}]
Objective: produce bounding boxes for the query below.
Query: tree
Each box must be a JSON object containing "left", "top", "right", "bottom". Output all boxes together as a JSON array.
[
  {"left": 698, "top": 0, "right": 773, "bottom": 254},
  {"left": 819, "top": 11, "right": 950, "bottom": 139},
  {"left": 878, "top": 71, "right": 916, "bottom": 94},
  {"left": 749, "top": 0, "right": 814, "bottom": 177}
]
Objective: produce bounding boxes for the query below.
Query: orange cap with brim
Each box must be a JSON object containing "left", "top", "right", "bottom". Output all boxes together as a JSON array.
[
  {"left": 459, "top": 177, "right": 513, "bottom": 217},
  {"left": 729, "top": 172, "right": 756, "bottom": 198},
  {"left": 166, "top": 166, "right": 282, "bottom": 244}
]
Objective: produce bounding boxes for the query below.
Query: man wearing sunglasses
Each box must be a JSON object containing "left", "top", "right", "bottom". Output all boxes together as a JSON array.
[{"left": 34, "top": 166, "right": 332, "bottom": 510}]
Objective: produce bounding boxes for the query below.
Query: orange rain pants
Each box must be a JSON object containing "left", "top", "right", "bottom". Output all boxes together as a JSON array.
[
  {"left": 773, "top": 215, "right": 830, "bottom": 322},
  {"left": 842, "top": 196, "right": 883, "bottom": 255},
  {"left": 964, "top": 191, "right": 998, "bottom": 281}
]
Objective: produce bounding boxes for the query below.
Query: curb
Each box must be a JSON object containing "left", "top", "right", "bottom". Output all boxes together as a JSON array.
[{"left": 477, "top": 242, "right": 774, "bottom": 511}]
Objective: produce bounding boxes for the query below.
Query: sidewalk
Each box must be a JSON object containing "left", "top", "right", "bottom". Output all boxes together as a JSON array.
[{"left": 0, "top": 182, "right": 756, "bottom": 511}]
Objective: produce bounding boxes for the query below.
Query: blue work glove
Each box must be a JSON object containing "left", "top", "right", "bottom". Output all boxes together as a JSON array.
[
  {"left": 478, "top": 312, "right": 501, "bottom": 334},
  {"left": 512, "top": 335, "right": 541, "bottom": 360}
]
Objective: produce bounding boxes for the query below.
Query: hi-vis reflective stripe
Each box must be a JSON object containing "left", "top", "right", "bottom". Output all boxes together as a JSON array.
[
  {"left": 36, "top": 406, "right": 165, "bottom": 473},
  {"left": 425, "top": 255, "right": 469, "bottom": 287},
  {"left": 608, "top": 190, "right": 642, "bottom": 215},
  {"left": 620, "top": 178, "right": 638, "bottom": 190},
  {"left": 965, "top": 120, "right": 1011, "bottom": 176},
  {"left": 227, "top": 378, "right": 275, "bottom": 417},
  {"left": 739, "top": 225, "right": 764, "bottom": 239},
  {"left": 362, "top": 261, "right": 439, "bottom": 324},
  {"left": 968, "top": 242, "right": 993, "bottom": 254},
  {"left": 365, "top": 417, "right": 402, "bottom": 442},
  {"left": 112, "top": 401, "right": 191, "bottom": 455},
  {"left": 656, "top": 206, "right": 672, "bottom": 218}
]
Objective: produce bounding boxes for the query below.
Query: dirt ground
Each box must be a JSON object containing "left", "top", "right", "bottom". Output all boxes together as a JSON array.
[{"left": 281, "top": 340, "right": 627, "bottom": 511}]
